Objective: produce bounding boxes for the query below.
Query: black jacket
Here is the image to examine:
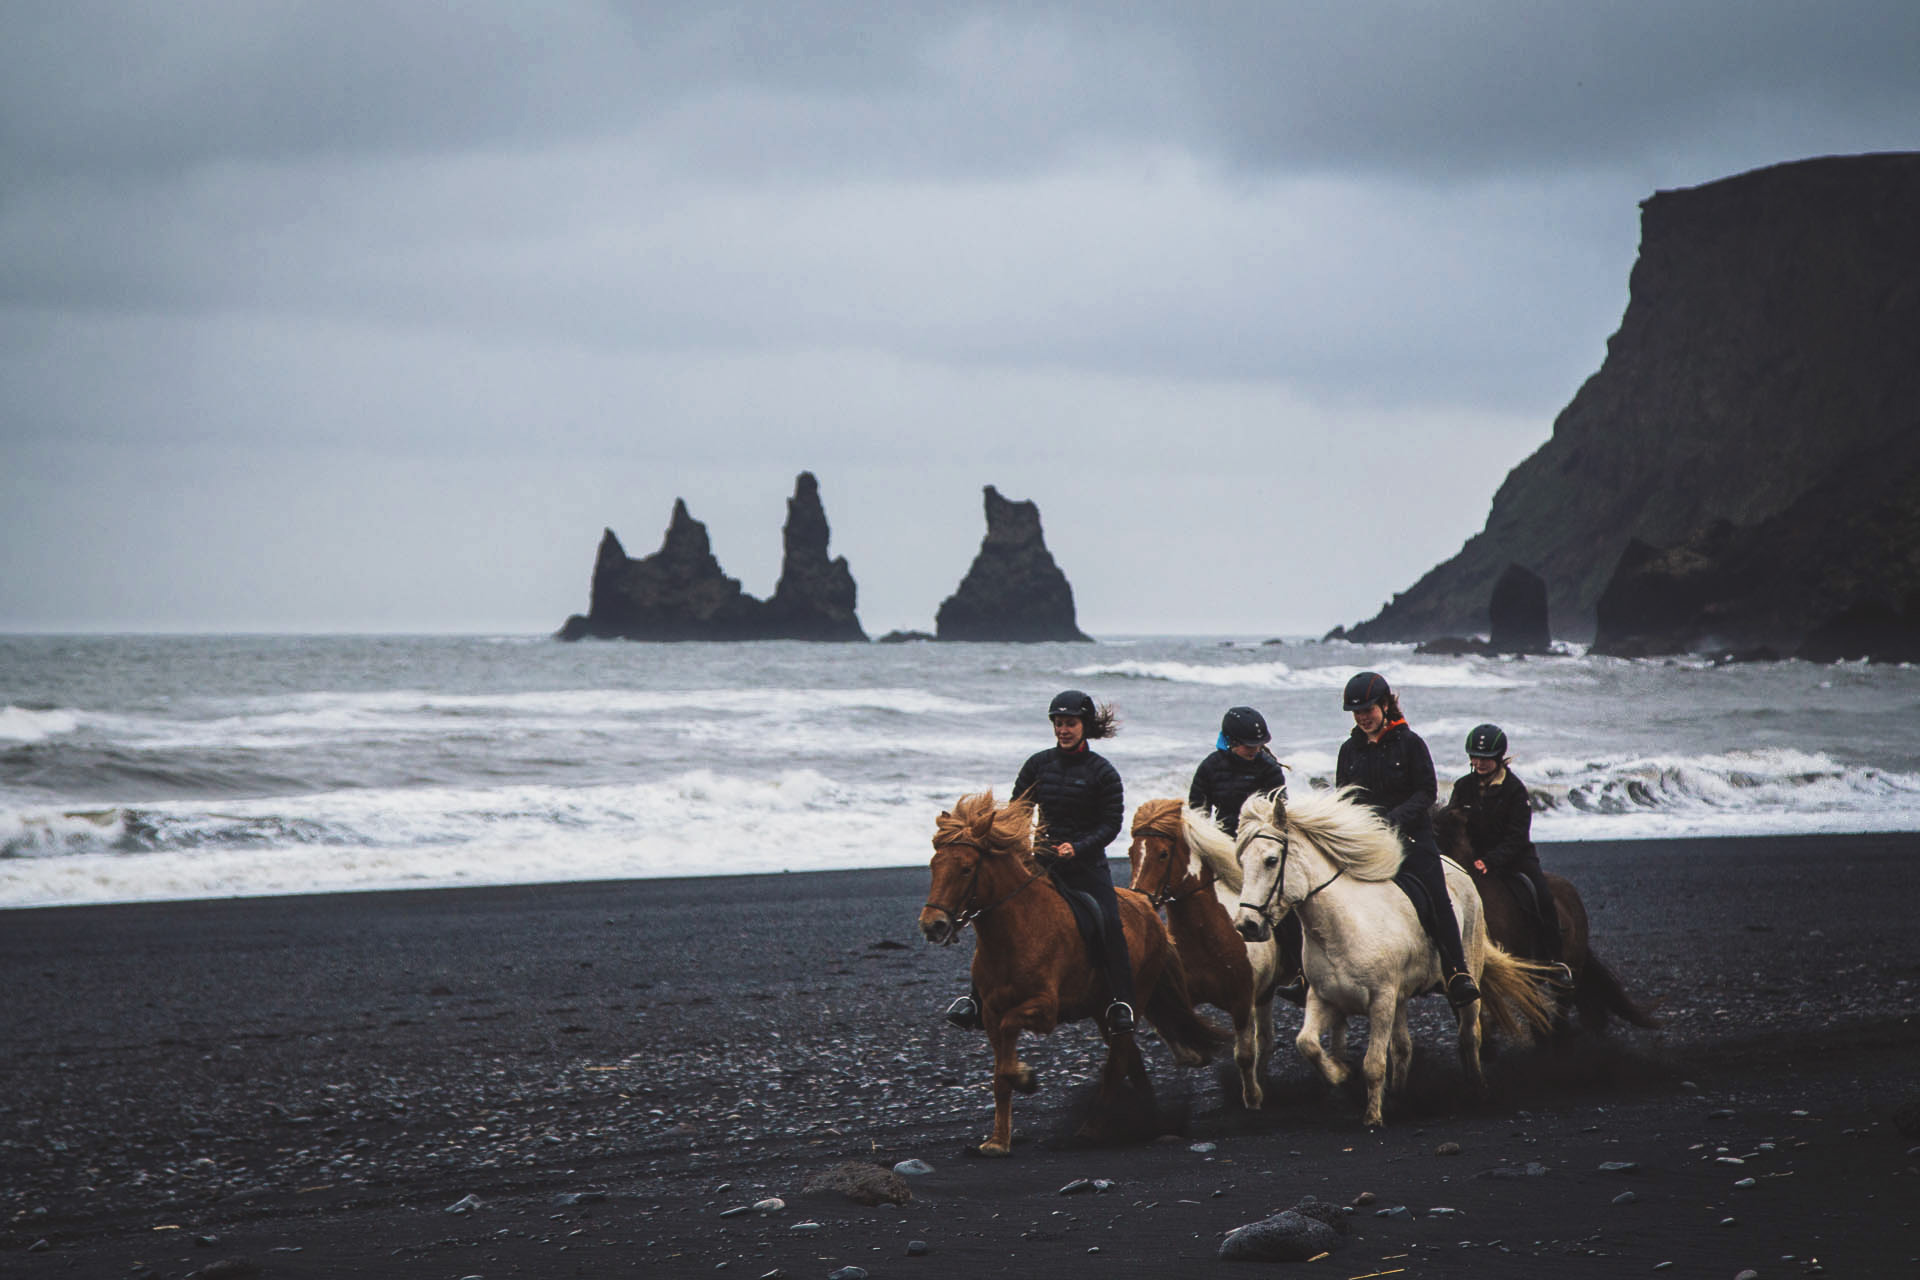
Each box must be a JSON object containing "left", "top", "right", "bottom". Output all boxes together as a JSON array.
[
  {"left": 1447, "top": 770, "right": 1536, "bottom": 872},
  {"left": 1188, "top": 748, "right": 1288, "bottom": 835},
  {"left": 1013, "top": 745, "right": 1124, "bottom": 861},
  {"left": 1335, "top": 721, "right": 1436, "bottom": 842}
]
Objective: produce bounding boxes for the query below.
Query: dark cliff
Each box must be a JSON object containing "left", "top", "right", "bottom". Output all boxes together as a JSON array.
[
  {"left": 557, "top": 472, "right": 867, "bottom": 641},
  {"left": 935, "top": 486, "right": 1091, "bottom": 642},
  {"left": 1342, "top": 153, "right": 1920, "bottom": 650}
]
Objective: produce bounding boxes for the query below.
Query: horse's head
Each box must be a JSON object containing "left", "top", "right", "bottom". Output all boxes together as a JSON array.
[
  {"left": 1232, "top": 790, "right": 1298, "bottom": 942},
  {"left": 1127, "top": 798, "right": 1199, "bottom": 904},
  {"left": 1432, "top": 803, "right": 1473, "bottom": 867},
  {"left": 919, "top": 792, "right": 1033, "bottom": 946}
]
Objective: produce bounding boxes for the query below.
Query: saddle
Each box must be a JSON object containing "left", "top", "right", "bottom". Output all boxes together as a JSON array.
[
  {"left": 1392, "top": 863, "right": 1451, "bottom": 944},
  {"left": 1046, "top": 874, "right": 1110, "bottom": 969},
  {"left": 1501, "top": 869, "right": 1547, "bottom": 921}
]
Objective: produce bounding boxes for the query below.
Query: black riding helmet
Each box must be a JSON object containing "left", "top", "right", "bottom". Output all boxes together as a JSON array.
[
  {"left": 1048, "top": 689, "right": 1097, "bottom": 721},
  {"left": 1220, "top": 705, "right": 1270, "bottom": 745},
  {"left": 1341, "top": 671, "right": 1392, "bottom": 711},
  {"left": 1466, "top": 723, "right": 1508, "bottom": 759}
]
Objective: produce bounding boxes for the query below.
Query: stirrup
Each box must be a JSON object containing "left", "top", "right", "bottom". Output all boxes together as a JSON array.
[
  {"left": 1274, "top": 976, "right": 1307, "bottom": 1008},
  {"left": 1105, "top": 1000, "right": 1136, "bottom": 1034},
  {"left": 1546, "top": 962, "right": 1575, "bottom": 990},
  {"left": 1445, "top": 972, "right": 1481, "bottom": 1009},
  {"left": 944, "top": 995, "right": 982, "bottom": 1029}
]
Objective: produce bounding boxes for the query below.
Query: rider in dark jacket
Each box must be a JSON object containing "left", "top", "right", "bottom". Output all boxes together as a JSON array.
[
  {"left": 1335, "top": 672, "right": 1481, "bottom": 1008},
  {"left": 1189, "top": 705, "right": 1288, "bottom": 837},
  {"left": 1446, "top": 723, "right": 1570, "bottom": 982},
  {"left": 946, "top": 690, "right": 1136, "bottom": 1034},
  {"left": 1192, "top": 706, "right": 1307, "bottom": 1005}
]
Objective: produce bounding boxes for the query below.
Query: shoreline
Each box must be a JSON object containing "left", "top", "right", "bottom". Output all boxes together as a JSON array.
[
  {"left": 4, "top": 832, "right": 1917, "bottom": 1276},
  {"left": 7, "top": 828, "right": 1919, "bottom": 915}
]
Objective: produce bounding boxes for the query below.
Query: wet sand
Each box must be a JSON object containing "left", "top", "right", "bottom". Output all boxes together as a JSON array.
[{"left": 3, "top": 832, "right": 1918, "bottom": 1278}]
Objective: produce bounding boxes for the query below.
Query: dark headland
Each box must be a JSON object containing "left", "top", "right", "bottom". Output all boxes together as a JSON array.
[
  {"left": 1341, "top": 152, "right": 1920, "bottom": 661},
  {"left": 4, "top": 832, "right": 1917, "bottom": 1278}
]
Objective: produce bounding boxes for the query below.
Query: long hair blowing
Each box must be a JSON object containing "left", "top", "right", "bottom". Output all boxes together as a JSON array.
[{"left": 1082, "top": 702, "right": 1121, "bottom": 740}]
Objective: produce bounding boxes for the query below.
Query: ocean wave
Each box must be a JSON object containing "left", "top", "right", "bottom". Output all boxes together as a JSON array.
[
  {"left": 0, "top": 705, "right": 81, "bottom": 743},
  {"left": 1071, "top": 659, "right": 1530, "bottom": 692}
]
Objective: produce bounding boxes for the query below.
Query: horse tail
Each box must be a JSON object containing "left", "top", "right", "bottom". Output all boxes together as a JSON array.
[
  {"left": 1145, "top": 943, "right": 1231, "bottom": 1066},
  {"left": 1575, "top": 947, "right": 1663, "bottom": 1030},
  {"left": 1477, "top": 945, "right": 1558, "bottom": 1039}
]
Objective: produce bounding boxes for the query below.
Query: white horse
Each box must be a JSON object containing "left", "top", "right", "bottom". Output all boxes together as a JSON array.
[{"left": 1186, "top": 786, "right": 1553, "bottom": 1129}]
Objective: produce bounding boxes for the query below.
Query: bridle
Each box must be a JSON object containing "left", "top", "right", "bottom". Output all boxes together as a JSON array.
[
  {"left": 1236, "top": 823, "right": 1344, "bottom": 920},
  {"left": 1132, "top": 828, "right": 1202, "bottom": 909},
  {"left": 922, "top": 836, "right": 1050, "bottom": 934}
]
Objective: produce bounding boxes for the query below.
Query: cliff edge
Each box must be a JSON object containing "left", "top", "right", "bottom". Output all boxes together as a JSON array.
[{"left": 1341, "top": 153, "right": 1920, "bottom": 650}]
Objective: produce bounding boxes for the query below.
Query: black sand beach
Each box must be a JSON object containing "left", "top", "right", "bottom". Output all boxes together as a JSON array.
[{"left": 4, "top": 833, "right": 1918, "bottom": 1279}]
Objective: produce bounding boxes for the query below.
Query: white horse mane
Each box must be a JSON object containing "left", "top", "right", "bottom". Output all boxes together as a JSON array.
[
  {"left": 1181, "top": 803, "right": 1244, "bottom": 893},
  {"left": 1239, "top": 786, "right": 1404, "bottom": 882}
]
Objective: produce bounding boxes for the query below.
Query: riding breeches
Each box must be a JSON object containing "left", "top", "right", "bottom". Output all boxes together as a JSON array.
[
  {"left": 1401, "top": 839, "right": 1471, "bottom": 978},
  {"left": 1056, "top": 857, "right": 1137, "bottom": 1008}
]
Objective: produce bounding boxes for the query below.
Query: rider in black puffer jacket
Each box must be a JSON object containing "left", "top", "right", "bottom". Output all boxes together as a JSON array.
[
  {"left": 946, "top": 690, "right": 1135, "bottom": 1034},
  {"left": 1189, "top": 705, "right": 1288, "bottom": 837},
  {"left": 1335, "top": 672, "right": 1481, "bottom": 1008}
]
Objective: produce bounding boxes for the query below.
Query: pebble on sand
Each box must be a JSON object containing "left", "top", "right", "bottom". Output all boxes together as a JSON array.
[{"left": 1434, "top": 1142, "right": 1462, "bottom": 1156}]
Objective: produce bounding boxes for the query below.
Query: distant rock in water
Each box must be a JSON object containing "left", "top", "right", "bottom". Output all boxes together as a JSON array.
[
  {"left": 936, "top": 486, "right": 1091, "bottom": 642},
  {"left": 761, "top": 473, "right": 867, "bottom": 641},
  {"left": 1488, "top": 563, "right": 1552, "bottom": 654},
  {"left": 1338, "top": 153, "right": 1920, "bottom": 653},
  {"left": 876, "top": 629, "right": 936, "bottom": 644},
  {"left": 556, "top": 472, "right": 867, "bottom": 641}
]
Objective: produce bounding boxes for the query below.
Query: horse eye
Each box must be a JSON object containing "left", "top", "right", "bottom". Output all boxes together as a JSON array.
[{"left": 1264, "top": 854, "right": 1279, "bottom": 869}]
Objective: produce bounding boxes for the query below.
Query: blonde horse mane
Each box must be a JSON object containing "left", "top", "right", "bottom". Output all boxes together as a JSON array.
[
  {"left": 1131, "top": 797, "right": 1212, "bottom": 887},
  {"left": 1241, "top": 785, "right": 1403, "bottom": 882},
  {"left": 1181, "top": 802, "right": 1246, "bottom": 894},
  {"left": 935, "top": 791, "right": 1037, "bottom": 858}
]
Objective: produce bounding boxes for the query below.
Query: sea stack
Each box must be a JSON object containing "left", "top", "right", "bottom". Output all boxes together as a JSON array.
[
  {"left": 556, "top": 472, "right": 867, "bottom": 641},
  {"left": 935, "top": 486, "right": 1091, "bottom": 642},
  {"left": 1336, "top": 153, "right": 1920, "bottom": 652},
  {"left": 761, "top": 472, "right": 867, "bottom": 641}
]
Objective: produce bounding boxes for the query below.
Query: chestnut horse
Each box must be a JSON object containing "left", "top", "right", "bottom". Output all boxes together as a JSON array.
[
  {"left": 918, "top": 792, "right": 1223, "bottom": 1156},
  {"left": 1127, "top": 798, "right": 1285, "bottom": 1109},
  {"left": 1433, "top": 806, "right": 1660, "bottom": 1034},
  {"left": 1193, "top": 788, "right": 1556, "bottom": 1128}
]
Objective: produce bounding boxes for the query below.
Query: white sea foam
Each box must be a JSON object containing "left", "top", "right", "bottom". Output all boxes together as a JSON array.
[
  {"left": 0, "top": 705, "right": 81, "bottom": 742},
  {"left": 1071, "top": 659, "right": 1530, "bottom": 691}
]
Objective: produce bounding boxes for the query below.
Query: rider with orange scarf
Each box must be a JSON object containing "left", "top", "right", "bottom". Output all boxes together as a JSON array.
[{"left": 1335, "top": 672, "right": 1480, "bottom": 1008}]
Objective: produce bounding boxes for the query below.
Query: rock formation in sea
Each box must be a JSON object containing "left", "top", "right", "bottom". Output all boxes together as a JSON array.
[
  {"left": 556, "top": 472, "right": 867, "bottom": 641},
  {"left": 1336, "top": 153, "right": 1920, "bottom": 655},
  {"left": 935, "top": 486, "right": 1092, "bottom": 642},
  {"left": 1487, "top": 563, "right": 1552, "bottom": 654},
  {"left": 759, "top": 472, "right": 867, "bottom": 641}
]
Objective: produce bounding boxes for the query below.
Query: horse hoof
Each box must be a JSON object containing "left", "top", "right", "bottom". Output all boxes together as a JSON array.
[
  {"left": 975, "top": 1141, "right": 1011, "bottom": 1158},
  {"left": 1012, "top": 1066, "right": 1039, "bottom": 1094}
]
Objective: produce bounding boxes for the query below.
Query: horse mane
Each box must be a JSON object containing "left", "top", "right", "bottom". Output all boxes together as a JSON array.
[
  {"left": 1181, "top": 803, "right": 1244, "bottom": 894},
  {"left": 1237, "top": 786, "right": 1403, "bottom": 882},
  {"left": 1132, "top": 797, "right": 1209, "bottom": 886},
  {"left": 936, "top": 791, "right": 1037, "bottom": 858}
]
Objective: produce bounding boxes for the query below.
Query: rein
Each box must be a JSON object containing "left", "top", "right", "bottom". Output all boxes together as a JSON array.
[
  {"left": 1134, "top": 828, "right": 1202, "bottom": 909},
  {"left": 923, "top": 838, "right": 1051, "bottom": 934},
  {"left": 1236, "top": 826, "right": 1345, "bottom": 919}
]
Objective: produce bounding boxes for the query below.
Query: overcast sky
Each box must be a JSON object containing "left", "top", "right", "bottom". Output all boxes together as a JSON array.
[{"left": 3, "top": 2, "right": 1916, "bottom": 635}]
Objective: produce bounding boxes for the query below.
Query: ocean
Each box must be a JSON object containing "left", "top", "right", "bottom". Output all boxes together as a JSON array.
[{"left": 5, "top": 634, "right": 1920, "bottom": 907}]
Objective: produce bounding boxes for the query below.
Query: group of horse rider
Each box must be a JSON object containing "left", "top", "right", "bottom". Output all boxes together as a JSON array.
[{"left": 944, "top": 672, "right": 1569, "bottom": 1035}]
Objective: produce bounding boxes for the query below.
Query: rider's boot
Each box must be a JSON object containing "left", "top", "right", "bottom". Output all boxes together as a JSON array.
[
  {"left": 1445, "top": 971, "right": 1482, "bottom": 1008},
  {"left": 1104, "top": 1000, "right": 1136, "bottom": 1034},
  {"left": 1273, "top": 976, "right": 1307, "bottom": 1007},
  {"left": 945, "top": 994, "right": 983, "bottom": 1029}
]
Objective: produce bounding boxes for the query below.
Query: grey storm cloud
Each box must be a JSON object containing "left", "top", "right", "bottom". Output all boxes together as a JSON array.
[{"left": 3, "top": 2, "right": 1918, "bottom": 633}]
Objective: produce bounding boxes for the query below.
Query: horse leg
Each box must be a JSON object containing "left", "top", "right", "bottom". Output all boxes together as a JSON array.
[
  {"left": 1253, "top": 998, "right": 1277, "bottom": 1093},
  {"left": 1232, "top": 1002, "right": 1263, "bottom": 1110},
  {"left": 1361, "top": 992, "right": 1396, "bottom": 1128},
  {"left": 1457, "top": 993, "right": 1487, "bottom": 1100},
  {"left": 1294, "top": 994, "right": 1347, "bottom": 1090},
  {"left": 1388, "top": 1001, "right": 1414, "bottom": 1094},
  {"left": 981, "top": 1023, "right": 1024, "bottom": 1156}
]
